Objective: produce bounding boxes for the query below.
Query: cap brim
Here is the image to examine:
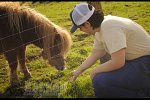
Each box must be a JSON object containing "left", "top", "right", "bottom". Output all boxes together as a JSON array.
[{"left": 70, "top": 24, "right": 78, "bottom": 33}]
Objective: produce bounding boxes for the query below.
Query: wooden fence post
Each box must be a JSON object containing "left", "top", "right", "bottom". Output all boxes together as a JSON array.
[{"left": 87, "top": 1, "right": 103, "bottom": 11}]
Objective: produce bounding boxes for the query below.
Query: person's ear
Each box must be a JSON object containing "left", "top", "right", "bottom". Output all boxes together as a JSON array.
[{"left": 84, "top": 21, "right": 91, "bottom": 27}]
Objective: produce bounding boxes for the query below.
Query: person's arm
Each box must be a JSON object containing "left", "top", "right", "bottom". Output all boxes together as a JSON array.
[
  {"left": 91, "top": 48, "right": 126, "bottom": 79},
  {"left": 69, "top": 48, "right": 106, "bottom": 81},
  {"left": 79, "top": 49, "right": 106, "bottom": 72}
]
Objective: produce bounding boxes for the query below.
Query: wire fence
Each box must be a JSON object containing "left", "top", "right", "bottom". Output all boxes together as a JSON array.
[{"left": 0, "top": 3, "right": 67, "bottom": 67}]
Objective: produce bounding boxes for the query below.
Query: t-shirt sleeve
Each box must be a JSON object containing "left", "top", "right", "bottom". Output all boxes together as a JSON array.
[
  {"left": 102, "top": 27, "right": 127, "bottom": 54},
  {"left": 93, "top": 37, "right": 104, "bottom": 50}
]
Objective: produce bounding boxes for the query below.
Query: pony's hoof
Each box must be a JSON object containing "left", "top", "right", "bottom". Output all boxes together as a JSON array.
[
  {"left": 23, "top": 73, "right": 32, "bottom": 80},
  {"left": 10, "top": 80, "right": 21, "bottom": 87}
]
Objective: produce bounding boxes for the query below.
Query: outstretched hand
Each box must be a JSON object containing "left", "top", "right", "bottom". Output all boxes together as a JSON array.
[{"left": 69, "top": 69, "right": 82, "bottom": 82}]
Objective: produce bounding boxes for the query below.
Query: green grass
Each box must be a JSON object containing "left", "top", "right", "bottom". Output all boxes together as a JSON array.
[{"left": 0, "top": 1, "right": 150, "bottom": 98}]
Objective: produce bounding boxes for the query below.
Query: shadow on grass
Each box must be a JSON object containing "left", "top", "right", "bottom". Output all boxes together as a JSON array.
[
  {"left": 0, "top": 79, "right": 33, "bottom": 98},
  {"left": 74, "top": 34, "right": 89, "bottom": 41}
]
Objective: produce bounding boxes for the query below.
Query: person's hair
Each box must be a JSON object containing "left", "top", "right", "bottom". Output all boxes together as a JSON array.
[{"left": 80, "top": 4, "right": 104, "bottom": 30}]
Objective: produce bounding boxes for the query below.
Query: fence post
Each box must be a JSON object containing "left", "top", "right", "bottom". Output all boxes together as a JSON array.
[{"left": 87, "top": 1, "right": 103, "bottom": 11}]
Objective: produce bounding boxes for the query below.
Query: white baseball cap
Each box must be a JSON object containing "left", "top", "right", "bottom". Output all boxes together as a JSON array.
[{"left": 70, "top": 3, "right": 95, "bottom": 33}]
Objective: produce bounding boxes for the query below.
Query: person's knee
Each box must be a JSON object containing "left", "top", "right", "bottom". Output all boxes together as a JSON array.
[
  {"left": 92, "top": 74, "right": 110, "bottom": 89},
  {"left": 92, "top": 75, "right": 98, "bottom": 87},
  {"left": 92, "top": 74, "right": 112, "bottom": 98}
]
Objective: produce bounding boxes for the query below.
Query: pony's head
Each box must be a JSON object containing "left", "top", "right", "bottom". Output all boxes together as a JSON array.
[{"left": 41, "top": 27, "right": 72, "bottom": 70}]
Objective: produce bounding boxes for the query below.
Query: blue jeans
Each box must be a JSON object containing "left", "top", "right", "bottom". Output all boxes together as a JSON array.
[{"left": 92, "top": 55, "right": 150, "bottom": 98}]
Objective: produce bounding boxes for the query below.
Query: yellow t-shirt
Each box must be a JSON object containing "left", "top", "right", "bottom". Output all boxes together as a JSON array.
[{"left": 93, "top": 15, "right": 150, "bottom": 60}]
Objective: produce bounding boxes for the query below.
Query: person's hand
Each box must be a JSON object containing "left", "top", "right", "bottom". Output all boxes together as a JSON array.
[
  {"left": 90, "top": 68, "right": 98, "bottom": 80},
  {"left": 69, "top": 69, "right": 83, "bottom": 82}
]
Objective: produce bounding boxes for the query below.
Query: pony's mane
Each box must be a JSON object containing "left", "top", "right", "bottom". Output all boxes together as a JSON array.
[{"left": 0, "top": 2, "right": 72, "bottom": 61}]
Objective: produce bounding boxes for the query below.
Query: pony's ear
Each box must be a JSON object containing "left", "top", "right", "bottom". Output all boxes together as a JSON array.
[
  {"left": 53, "top": 28, "right": 60, "bottom": 40},
  {"left": 55, "top": 34, "right": 60, "bottom": 40},
  {"left": 53, "top": 27, "right": 58, "bottom": 34},
  {"left": 54, "top": 34, "right": 61, "bottom": 46}
]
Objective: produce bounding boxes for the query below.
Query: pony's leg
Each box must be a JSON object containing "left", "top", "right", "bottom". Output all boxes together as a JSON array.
[
  {"left": 18, "top": 46, "right": 31, "bottom": 80},
  {"left": 5, "top": 51, "right": 19, "bottom": 86}
]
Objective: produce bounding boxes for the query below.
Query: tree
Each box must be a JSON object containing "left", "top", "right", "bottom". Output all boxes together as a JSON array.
[
  {"left": 87, "top": 1, "right": 103, "bottom": 11},
  {"left": 87, "top": 1, "right": 111, "bottom": 64}
]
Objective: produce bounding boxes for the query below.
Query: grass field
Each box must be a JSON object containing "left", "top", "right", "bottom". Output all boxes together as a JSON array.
[{"left": 0, "top": 1, "right": 150, "bottom": 98}]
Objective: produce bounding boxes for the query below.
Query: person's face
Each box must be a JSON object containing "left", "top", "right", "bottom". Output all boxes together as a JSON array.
[{"left": 79, "top": 21, "right": 95, "bottom": 35}]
